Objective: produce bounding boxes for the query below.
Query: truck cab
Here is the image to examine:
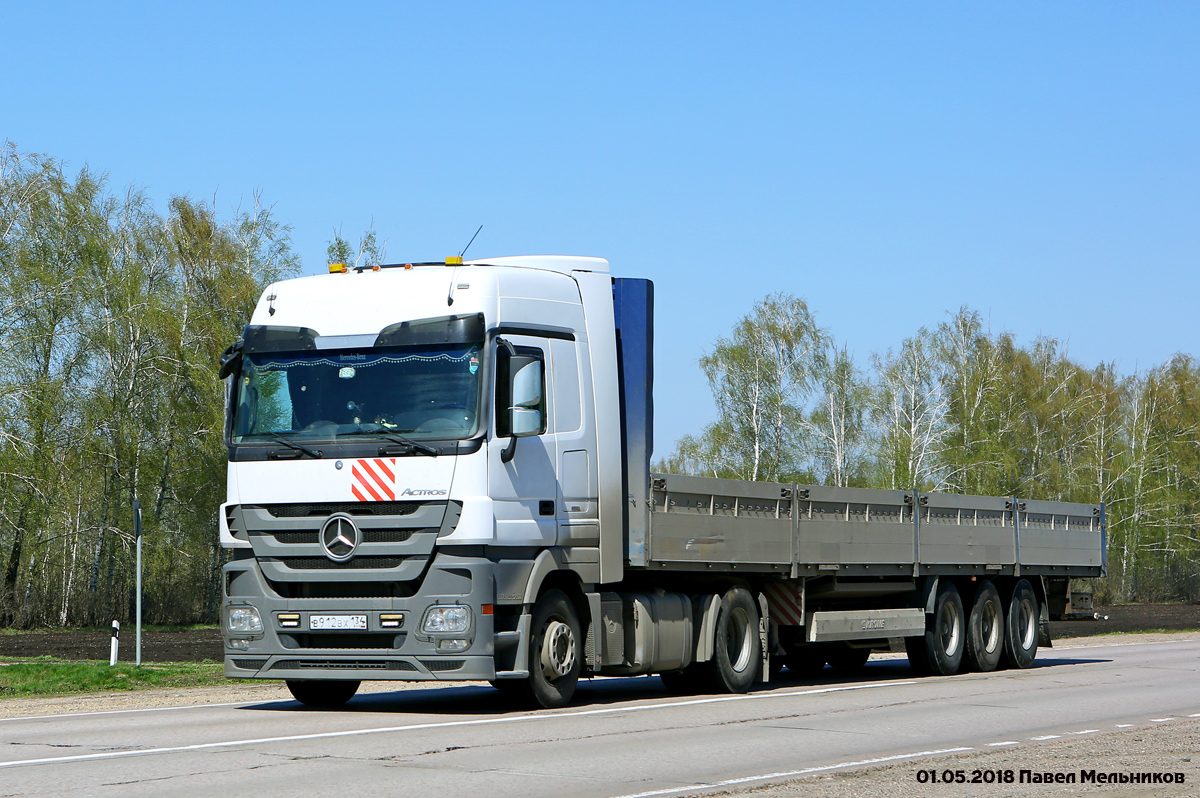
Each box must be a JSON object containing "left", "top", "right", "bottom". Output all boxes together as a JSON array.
[{"left": 220, "top": 256, "right": 630, "bottom": 707}]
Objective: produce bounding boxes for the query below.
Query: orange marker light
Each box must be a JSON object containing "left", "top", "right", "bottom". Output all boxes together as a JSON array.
[{"left": 481, "top": 604, "right": 494, "bottom": 615}]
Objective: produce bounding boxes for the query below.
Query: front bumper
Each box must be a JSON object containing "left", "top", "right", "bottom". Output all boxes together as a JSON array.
[{"left": 221, "top": 551, "right": 497, "bottom": 682}]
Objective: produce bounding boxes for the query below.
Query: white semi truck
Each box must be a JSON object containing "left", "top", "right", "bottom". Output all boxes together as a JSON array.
[{"left": 218, "top": 256, "right": 1105, "bottom": 709}]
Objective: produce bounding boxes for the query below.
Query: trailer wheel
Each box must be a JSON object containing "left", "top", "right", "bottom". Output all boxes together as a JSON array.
[
  {"left": 1002, "top": 579, "right": 1039, "bottom": 669},
  {"left": 965, "top": 581, "right": 1004, "bottom": 672},
  {"left": 826, "top": 644, "right": 871, "bottom": 674},
  {"left": 286, "top": 679, "right": 360, "bottom": 708},
  {"left": 527, "top": 589, "right": 582, "bottom": 708},
  {"left": 706, "top": 586, "right": 761, "bottom": 693},
  {"left": 906, "top": 582, "right": 964, "bottom": 676}
]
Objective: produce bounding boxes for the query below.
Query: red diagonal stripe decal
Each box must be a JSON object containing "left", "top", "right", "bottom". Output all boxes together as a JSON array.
[
  {"left": 351, "top": 484, "right": 370, "bottom": 502},
  {"left": 375, "top": 458, "right": 395, "bottom": 482},
  {"left": 359, "top": 459, "right": 395, "bottom": 500},
  {"left": 352, "top": 464, "right": 385, "bottom": 501}
]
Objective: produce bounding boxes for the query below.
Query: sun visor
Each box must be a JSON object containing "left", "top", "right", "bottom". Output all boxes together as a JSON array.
[
  {"left": 375, "top": 313, "right": 485, "bottom": 347},
  {"left": 242, "top": 325, "right": 320, "bottom": 353}
]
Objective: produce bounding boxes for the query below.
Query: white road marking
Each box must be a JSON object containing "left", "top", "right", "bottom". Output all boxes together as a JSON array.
[
  {"left": 1190, "top": 713, "right": 1200, "bottom": 718},
  {"left": 986, "top": 742, "right": 1019, "bottom": 747},
  {"left": 1115, "top": 724, "right": 1134, "bottom": 728},
  {"left": 0, "top": 680, "right": 915, "bottom": 769},
  {"left": 609, "top": 748, "right": 975, "bottom": 798},
  {"left": 0, "top": 701, "right": 250, "bottom": 723},
  {"left": 1053, "top": 638, "right": 1200, "bottom": 651},
  {"left": 1151, "top": 718, "right": 1176, "bottom": 722},
  {"left": 1070, "top": 729, "right": 1099, "bottom": 735},
  {"left": 1030, "top": 735, "right": 1060, "bottom": 740}
]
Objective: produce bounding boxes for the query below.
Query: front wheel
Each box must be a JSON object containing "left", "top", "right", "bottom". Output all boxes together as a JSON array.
[
  {"left": 527, "top": 589, "right": 582, "bottom": 708},
  {"left": 286, "top": 679, "right": 360, "bottom": 708}
]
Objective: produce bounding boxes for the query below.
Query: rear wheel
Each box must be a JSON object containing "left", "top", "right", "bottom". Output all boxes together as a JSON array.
[
  {"left": 906, "top": 582, "right": 965, "bottom": 676},
  {"left": 698, "top": 586, "right": 761, "bottom": 694},
  {"left": 286, "top": 679, "right": 360, "bottom": 708},
  {"left": 1002, "top": 580, "right": 1039, "bottom": 669},
  {"left": 965, "top": 581, "right": 1004, "bottom": 672}
]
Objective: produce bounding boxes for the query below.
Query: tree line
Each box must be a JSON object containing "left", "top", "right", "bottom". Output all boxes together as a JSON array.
[
  {"left": 0, "top": 144, "right": 297, "bottom": 627},
  {"left": 661, "top": 294, "right": 1200, "bottom": 603},
  {"left": 0, "top": 144, "right": 1194, "bottom": 627}
]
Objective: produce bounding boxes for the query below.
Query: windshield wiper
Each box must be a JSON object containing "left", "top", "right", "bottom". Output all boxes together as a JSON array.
[
  {"left": 268, "top": 436, "right": 323, "bottom": 459},
  {"left": 342, "top": 425, "right": 439, "bottom": 457}
]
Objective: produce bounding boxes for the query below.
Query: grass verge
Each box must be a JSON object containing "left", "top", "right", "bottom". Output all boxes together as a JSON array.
[{"left": 0, "top": 658, "right": 224, "bottom": 698}]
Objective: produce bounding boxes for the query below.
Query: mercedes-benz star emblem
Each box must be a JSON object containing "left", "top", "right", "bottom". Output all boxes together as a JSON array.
[{"left": 320, "top": 514, "right": 361, "bottom": 562}]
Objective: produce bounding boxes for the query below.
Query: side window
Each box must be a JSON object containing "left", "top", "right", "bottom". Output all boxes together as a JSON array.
[{"left": 495, "top": 344, "right": 547, "bottom": 437}]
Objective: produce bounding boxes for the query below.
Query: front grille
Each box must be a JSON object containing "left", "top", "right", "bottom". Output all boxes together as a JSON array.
[
  {"left": 281, "top": 633, "right": 400, "bottom": 649},
  {"left": 275, "top": 556, "right": 407, "bottom": 570},
  {"left": 263, "top": 502, "right": 421, "bottom": 518},
  {"left": 231, "top": 658, "right": 268, "bottom": 670},
  {"left": 272, "top": 659, "right": 417, "bottom": 671},
  {"left": 421, "top": 660, "right": 465, "bottom": 671},
  {"left": 269, "top": 529, "right": 417, "bottom": 545},
  {"left": 266, "top": 579, "right": 415, "bottom": 599}
]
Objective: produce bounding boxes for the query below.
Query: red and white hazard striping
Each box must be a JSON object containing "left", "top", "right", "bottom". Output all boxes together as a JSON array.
[
  {"left": 763, "top": 581, "right": 803, "bottom": 627},
  {"left": 351, "top": 458, "right": 397, "bottom": 501}
]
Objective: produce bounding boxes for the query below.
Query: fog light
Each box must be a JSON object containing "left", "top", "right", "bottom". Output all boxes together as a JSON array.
[
  {"left": 227, "top": 606, "right": 263, "bottom": 634},
  {"left": 422, "top": 605, "right": 471, "bottom": 634},
  {"left": 437, "top": 638, "right": 470, "bottom": 653},
  {"left": 228, "top": 639, "right": 250, "bottom": 651}
]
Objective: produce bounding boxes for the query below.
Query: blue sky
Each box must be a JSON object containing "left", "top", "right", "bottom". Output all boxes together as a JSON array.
[{"left": 5, "top": 3, "right": 1198, "bottom": 455}]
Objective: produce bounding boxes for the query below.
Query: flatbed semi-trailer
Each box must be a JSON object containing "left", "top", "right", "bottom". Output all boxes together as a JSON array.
[{"left": 218, "top": 255, "right": 1105, "bottom": 708}]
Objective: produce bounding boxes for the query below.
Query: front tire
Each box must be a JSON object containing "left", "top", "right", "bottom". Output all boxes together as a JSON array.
[
  {"left": 286, "top": 679, "right": 360, "bottom": 708},
  {"left": 1002, "top": 579, "right": 1039, "bottom": 669},
  {"left": 527, "top": 589, "right": 582, "bottom": 708}
]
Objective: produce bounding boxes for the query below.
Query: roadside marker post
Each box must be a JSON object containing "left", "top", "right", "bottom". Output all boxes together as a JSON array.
[{"left": 109, "top": 620, "right": 119, "bottom": 666}]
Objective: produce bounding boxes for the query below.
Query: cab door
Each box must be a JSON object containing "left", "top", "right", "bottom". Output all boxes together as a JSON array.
[{"left": 488, "top": 335, "right": 558, "bottom": 545}]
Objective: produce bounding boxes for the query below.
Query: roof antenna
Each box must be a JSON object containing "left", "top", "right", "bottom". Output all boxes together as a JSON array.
[
  {"left": 448, "top": 225, "right": 482, "bottom": 306},
  {"left": 460, "top": 225, "right": 482, "bottom": 258}
]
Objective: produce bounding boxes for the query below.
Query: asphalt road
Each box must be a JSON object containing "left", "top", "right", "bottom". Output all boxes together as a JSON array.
[{"left": 2, "top": 637, "right": 1198, "bottom": 798}]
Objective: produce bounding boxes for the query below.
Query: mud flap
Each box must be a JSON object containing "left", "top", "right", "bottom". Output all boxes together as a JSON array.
[{"left": 757, "top": 592, "right": 770, "bottom": 683}]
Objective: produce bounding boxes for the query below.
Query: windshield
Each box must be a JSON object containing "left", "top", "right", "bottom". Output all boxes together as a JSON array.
[{"left": 231, "top": 342, "right": 483, "bottom": 443}]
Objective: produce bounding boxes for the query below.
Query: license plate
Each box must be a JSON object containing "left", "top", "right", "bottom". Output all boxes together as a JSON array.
[{"left": 310, "top": 614, "right": 367, "bottom": 630}]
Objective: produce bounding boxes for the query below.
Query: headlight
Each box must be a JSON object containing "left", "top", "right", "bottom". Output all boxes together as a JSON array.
[
  {"left": 227, "top": 606, "right": 263, "bottom": 634},
  {"left": 422, "top": 605, "right": 471, "bottom": 634}
]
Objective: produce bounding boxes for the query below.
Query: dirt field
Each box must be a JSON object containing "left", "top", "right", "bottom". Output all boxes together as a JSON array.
[{"left": 0, "top": 603, "right": 1196, "bottom": 664}]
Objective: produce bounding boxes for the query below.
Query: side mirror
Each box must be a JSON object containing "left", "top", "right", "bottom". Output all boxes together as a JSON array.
[
  {"left": 219, "top": 341, "right": 243, "bottom": 380},
  {"left": 497, "top": 344, "right": 545, "bottom": 464},
  {"left": 508, "top": 358, "right": 542, "bottom": 438}
]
